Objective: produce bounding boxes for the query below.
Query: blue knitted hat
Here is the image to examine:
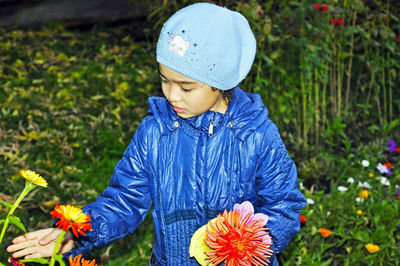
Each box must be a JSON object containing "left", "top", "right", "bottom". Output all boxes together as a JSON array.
[{"left": 156, "top": 3, "right": 256, "bottom": 91}]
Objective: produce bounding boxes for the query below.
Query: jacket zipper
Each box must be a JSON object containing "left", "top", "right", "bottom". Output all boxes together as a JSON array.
[{"left": 208, "top": 112, "right": 216, "bottom": 137}]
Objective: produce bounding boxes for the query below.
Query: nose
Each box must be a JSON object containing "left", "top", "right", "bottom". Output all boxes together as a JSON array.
[{"left": 167, "top": 83, "right": 181, "bottom": 102}]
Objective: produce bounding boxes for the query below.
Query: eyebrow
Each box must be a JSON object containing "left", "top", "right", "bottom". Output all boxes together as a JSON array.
[{"left": 158, "top": 69, "right": 197, "bottom": 85}]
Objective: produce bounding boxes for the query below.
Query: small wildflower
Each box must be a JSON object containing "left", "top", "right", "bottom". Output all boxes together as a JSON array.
[
  {"left": 396, "top": 147, "right": 400, "bottom": 154},
  {"left": 319, "top": 228, "right": 332, "bottom": 237},
  {"left": 19, "top": 170, "right": 48, "bottom": 187},
  {"left": 356, "top": 197, "right": 365, "bottom": 203},
  {"left": 365, "top": 243, "right": 380, "bottom": 253},
  {"left": 313, "top": 4, "right": 329, "bottom": 12},
  {"left": 356, "top": 209, "right": 363, "bottom": 215},
  {"left": 384, "top": 163, "right": 393, "bottom": 169},
  {"left": 396, "top": 36, "right": 400, "bottom": 42},
  {"left": 380, "top": 177, "right": 390, "bottom": 186},
  {"left": 300, "top": 215, "right": 307, "bottom": 223},
  {"left": 338, "top": 186, "right": 348, "bottom": 193},
  {"left": 347, "top": 177, "right": 355, "bottom": 183},
  {"left": 397, "top": 224, "right": 400, "bottom": 230},
  {"left": 361, "top": 159, "right": 370, "bottom": 167},
  {"left": 358, "top": 181, "right": 371, "bottom": 190},
  {"left": 331, "top": 19, "right": 344, "bottom": 27},
  {"left": 368, "top": 172, "right": 374, "bottom": 178},
  {"left": 306, "top": 198, "right": 315, "bottom": 205},
  {"left": 397, "top": 188, "right": 400, "bottom": 199},
  {"left": 377, "top": 163, "right": 389, "bottom": 174},
  {"left": 359, "top": 190, "right": 369, "bottom": 199},
  {"left": 387, "top": 140, "right": 397, "bottom": 152}
]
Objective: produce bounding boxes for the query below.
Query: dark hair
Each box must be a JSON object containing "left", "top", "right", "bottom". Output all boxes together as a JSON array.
[
  {"left": 222, "top": 89, "right": 233, "bottom": 102},
  {"left": 212, "top": 87, "right": 233, "bottom": 102}
]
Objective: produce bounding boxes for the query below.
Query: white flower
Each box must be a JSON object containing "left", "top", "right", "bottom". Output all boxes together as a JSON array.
[
  {"left": 347, "top": 177, "right": 355, "bottom": 183},
  {"left": 299, "top": 182, "right": 305, "bottom": 190},
  {"left": 306, "top": 198, "right": 315, "bottom": 205},
  {"left": 338, "top": 186, "right": 348, "bottom": 192},
  {"left": 361, "top": 159, "right": 370, "bottom": 167},
  {"left": 356, "top": 197, "right": 365, "bottom": 203},
  {"left": 358, "top": 181, "right": 371, "bottom": 189},
  {"left": 380, "top": 177, "right": 390, "bottom": 186},
  {"left": 376, "top": 163, "right": 388, "bottom": 174}
]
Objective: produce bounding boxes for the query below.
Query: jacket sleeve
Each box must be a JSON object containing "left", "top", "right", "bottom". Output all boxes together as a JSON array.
[
  {"left": 65, "top": 118, "right": 153, "bottom": 258},
  {"left": 255, "top": 120, "right": 306, "bottom": 255}
]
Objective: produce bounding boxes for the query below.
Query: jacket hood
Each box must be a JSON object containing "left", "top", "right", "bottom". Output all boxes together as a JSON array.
[{"left": 147, "top": 87, "right": 269, "bottom": 140}]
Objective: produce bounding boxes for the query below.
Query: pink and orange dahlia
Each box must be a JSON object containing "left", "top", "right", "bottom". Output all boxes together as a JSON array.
[{"left": 190, "top": 201, "right": 273, "bottom": 266}]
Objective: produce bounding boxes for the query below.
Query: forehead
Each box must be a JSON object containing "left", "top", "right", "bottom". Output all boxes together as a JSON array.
[{"left": 159, "top": 64, "right": 198, "bottom": 83}]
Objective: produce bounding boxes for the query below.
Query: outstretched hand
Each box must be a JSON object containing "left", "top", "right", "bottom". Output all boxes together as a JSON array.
[{"left": 6, "top": 228, "right": 75, "bottom": 259}]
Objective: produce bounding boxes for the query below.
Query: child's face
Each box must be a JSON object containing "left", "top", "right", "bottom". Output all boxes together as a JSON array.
[{"left": 159, "top": 64, "right": 228, "bottom": 118}]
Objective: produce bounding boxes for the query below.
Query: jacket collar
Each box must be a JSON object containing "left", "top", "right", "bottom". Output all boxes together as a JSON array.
[{"left": 147, "top": 87, "right": 269, "bottom": 141}]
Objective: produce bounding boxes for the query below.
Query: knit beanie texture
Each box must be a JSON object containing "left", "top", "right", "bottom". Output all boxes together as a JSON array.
[{"left": 156, "top": 3, "right": 256, "bottom": 90}]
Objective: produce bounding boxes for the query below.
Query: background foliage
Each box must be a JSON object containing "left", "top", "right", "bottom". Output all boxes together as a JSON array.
[{"left": 0, "top": 0, "right": 399, "bottom": 265}]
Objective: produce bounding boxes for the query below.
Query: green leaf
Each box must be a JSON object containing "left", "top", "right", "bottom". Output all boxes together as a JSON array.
[
  {"left": 352, "top": 231, "right": 370, "bottom": 242},
  {"left": 8, "top": 215, "right": 27, "bottom": 233},
  {"left": 0, "top": 198, "right": 13, "bottom": 209},
  {"left": 384, "top": 119, "right": 399, "bottom": 135},
  {"left": 20, "top": 258, "right": 50, "bottom": 264}
]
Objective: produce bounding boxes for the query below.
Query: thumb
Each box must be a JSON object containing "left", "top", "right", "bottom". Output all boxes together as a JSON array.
[{"left": 39, "top": 228, "right": 61, "bottom": 245}]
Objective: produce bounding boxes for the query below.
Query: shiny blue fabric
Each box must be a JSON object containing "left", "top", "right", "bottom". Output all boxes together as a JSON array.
[{"left": 65, "top": 87, "right": 307, "bottom": 265}]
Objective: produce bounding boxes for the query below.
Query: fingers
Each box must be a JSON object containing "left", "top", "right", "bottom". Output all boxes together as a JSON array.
[
  {"left": 11, "top": 245, "right": 46, "bottom": 259},
  {"left": 39, "top": 228, "right": 61, "bottom": 245},
  {"left": 7, "top": 239, "right": 38, "bottom": 253},
  {"left": 11, "top": 228, "right": 55, "bottom": 244}
]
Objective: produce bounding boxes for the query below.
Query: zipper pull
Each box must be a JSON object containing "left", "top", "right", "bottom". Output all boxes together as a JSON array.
[
  {"left": 208, "top": 120, "right": 214, "bottom": 137},
  {"left": 208, "top": 112, "right": 216, "bottom": 137}
]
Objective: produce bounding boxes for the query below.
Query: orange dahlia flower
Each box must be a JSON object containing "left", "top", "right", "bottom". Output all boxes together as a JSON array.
[
  {"left": 204, "top": 210, "right": 273, "bottom": 265},
  {"left": 300, "top": 215, "right": 307, "bottom": 223},
  {"left": 69, "top": 255, "right": 97, "bottom": 266},
  {"left": 51, "top": 204, "right": 92, "bottom": 237}
]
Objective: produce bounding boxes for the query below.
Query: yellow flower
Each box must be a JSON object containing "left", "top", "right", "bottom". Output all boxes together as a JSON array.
[
  {"left": 359, "top": 190, "right": 369, "bottom": 199},
  {"left": 189, "top": 220, "right": 214, "bottom": 265},
  {"left": 368, "top": 172, "right": 374, "bottom": 178},
  {"left": 365, "top": 243, "right": 380, "bottom": 253},
  {"left": 356, "top": 210, "right": 363, "bottom": 215},
  {"left": 19, "top": 170, "right": 47, "bottom": 187}
]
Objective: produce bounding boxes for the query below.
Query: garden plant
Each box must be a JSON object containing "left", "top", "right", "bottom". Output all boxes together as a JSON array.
[{"left": 0, "top": 0, "right": 399, "bottom": 265}]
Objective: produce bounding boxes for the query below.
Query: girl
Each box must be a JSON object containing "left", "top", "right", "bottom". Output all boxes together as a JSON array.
[{"left": 7, "top": 3, "right": 306, "bottom": 265}]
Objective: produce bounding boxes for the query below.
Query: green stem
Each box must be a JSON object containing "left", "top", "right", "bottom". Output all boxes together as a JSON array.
[
  {"left": 49, "top": 229, "right": 67, "bottom": 266},
  {"left": 0, "top": 182, "right": 34, "bottom": 245}
]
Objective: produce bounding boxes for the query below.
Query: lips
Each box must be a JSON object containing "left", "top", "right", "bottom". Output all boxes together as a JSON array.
[{"left": 172, "top": 105, "right": 186, "bottom": 114}]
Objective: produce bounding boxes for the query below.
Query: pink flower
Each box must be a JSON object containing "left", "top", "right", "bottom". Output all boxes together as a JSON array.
[{"left": 233, "top": 201, "right": 268, "bottom": 227}]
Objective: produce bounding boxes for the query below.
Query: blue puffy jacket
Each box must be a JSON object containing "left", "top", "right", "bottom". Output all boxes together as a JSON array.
[{"left": 66, "top": 87, "right": 306, "bottom": 265}]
